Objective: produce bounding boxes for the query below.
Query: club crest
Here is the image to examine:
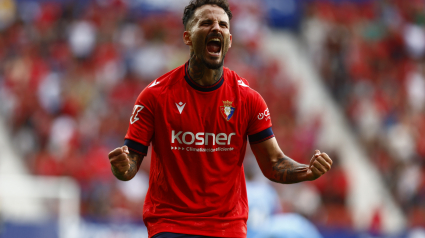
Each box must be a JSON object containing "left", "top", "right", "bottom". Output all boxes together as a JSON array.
[{"left": 220, "top": 100, "right": 235, "bottom": 121}]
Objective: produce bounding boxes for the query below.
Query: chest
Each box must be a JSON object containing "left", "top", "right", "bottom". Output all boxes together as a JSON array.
[
  {"left": 153, "top": 83, "right": 251, "bottom": 148},
  {"left": 163, "top": 85, "right": 243, "bottom": 129}
]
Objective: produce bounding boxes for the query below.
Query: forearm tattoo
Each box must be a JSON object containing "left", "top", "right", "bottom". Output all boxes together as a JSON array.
[
  {"left": 270, "top": 156, "right": 308, "bottom": 184},
  {"left": 127, "top": 151, "right": 143, "bottom": 175}
]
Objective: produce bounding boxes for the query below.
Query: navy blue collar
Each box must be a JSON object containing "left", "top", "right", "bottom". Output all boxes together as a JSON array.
[{"left": 184, "top": 62, "right": 224, "bottom": 92}]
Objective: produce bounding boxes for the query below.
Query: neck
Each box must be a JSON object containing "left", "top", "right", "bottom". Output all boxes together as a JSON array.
[{"left": 188, "top": 55, "right": 223, "bottom": 86}]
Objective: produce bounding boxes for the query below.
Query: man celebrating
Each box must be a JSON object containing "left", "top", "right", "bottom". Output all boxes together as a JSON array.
[{"left": 108, "top": 0, "right": 333, "bottom": 237}]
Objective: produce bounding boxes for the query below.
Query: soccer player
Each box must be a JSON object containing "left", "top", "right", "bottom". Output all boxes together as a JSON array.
[{"left": 108, "top": 0, "right": 333, "bottom": 237}]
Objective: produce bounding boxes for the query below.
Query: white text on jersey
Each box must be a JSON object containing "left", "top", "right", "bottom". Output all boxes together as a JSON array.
[
  {"left": 171, "top": 130, "right": 236, "bottom": 145},
  {"left": 258, "top": 108, "right": 270, "bottom": 121}
]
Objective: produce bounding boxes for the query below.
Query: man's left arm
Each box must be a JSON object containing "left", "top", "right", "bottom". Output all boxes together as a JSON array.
[{"left": 250, "top": 137, "right": 333, "bottom": 184}]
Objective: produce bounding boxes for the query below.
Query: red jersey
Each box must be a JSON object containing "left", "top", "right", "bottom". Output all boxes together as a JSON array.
[{"left": 125, "top": 63, "right": 273, "bottom": 237}]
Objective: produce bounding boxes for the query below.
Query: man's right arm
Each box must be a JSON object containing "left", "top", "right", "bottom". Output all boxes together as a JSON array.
[
  {"left": 108, "top": 146, "right": 144, "bottom": 181},
  {"left": 250, "top": 137, "right": 332, "bottom": 184}
]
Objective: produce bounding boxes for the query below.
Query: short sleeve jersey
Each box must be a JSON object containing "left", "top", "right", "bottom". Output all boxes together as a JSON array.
[{"left": 125, "top": 63, "right": 274, "bottom": 238}]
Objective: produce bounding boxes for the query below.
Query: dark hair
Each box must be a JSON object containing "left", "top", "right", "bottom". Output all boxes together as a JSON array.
[{"left": 182, "top": 0, "right": 232, "bottom": 30}]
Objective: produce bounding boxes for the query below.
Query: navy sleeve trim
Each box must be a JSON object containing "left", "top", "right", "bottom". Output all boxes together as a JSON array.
[
  {"left": 249, "top": 127, "right": 275, "bottom": 144},
  {"left": 124, "top": 139, "right": 148, "bottom": 155}
]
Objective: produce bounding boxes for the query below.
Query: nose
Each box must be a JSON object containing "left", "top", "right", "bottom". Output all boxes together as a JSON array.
[{"left": 211, "top": 21, "right": 220, "bottom": 32}]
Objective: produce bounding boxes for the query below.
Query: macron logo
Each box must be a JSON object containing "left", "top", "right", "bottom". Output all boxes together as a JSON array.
[
  {"left": 149, "top": 79, "right": 160, "bottom": 88},
  {"left": 176, "top": 102, "right": 186, "bottom": 114},
  {"left": 238, "top": 80, "right": 249, "bottom": 87}
]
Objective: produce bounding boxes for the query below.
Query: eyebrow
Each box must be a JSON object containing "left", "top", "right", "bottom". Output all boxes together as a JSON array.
[
  {"left": 220, "top": 20, "right": 229, "bottom": 26},
  {"left": 199, "top": 19, "right": 229, "bottom": 26}
]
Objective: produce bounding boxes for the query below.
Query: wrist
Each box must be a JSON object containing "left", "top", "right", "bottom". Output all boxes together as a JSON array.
[
  {"left": 111, "top": 166, "right": 129, "bottom": 181},
  {"left": 305, "top": 169, "right": 319, "bottom": 181}
]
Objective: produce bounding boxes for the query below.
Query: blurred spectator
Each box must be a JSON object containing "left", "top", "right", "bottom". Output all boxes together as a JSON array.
[
  {"left": 0, "top": 0, "right": 16, "bottom": 30},
  {"left": 303, "top": 0, "right": 425, "bottom": 229}
]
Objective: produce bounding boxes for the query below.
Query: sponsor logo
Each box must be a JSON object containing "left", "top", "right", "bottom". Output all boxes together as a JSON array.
[
  {"left": 171, "top": 146, "right": 235, "bottom": 152},
  {"left": 258, "top": 108, "right": 270, "bottom": 121},
  {"left": 238, "top": 79, "right": 249, "bottom": 87},
  {"left": 220, "top": 100, "right": 235, "bottom": 121},
  {"left": 130, "top": 105, "right": 144, "bottom": 124},
  {"left": 171, "top": 130, "right": 236, "bottom": 146},
  {"left": 175, "top": 102, "right": 186, "bottom": 114},
  {"left": 148, "top": 79, "right": 160, "bottom": 88}
]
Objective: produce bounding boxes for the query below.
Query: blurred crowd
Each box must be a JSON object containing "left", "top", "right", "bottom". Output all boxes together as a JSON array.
[
  {"left": 303, "top": 0, "right": 425, "bottom": 230},
  {"left": 0, "top": 0, "right": 351, "bottom": 235}
]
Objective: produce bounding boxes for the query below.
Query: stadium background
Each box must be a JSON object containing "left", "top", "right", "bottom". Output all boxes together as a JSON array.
[{"left": 0, "top": 0, "right": 424, "bottom": 237}]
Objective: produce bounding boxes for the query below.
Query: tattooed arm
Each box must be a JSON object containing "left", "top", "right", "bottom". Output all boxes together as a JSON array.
[
  {"left": 108, "top": 146, "right": 144, "bottom": 181},
  {"left": 250, "top": 138, "right": 332, "bottom": 184}
]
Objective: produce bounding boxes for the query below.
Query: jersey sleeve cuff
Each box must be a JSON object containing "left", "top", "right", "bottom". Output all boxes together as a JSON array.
[
  {"left": 248, "top": 127, "right": 275, "bottom": 144},
  {"left": 124, "top": 139, "right": 148, "bottom": 156}
]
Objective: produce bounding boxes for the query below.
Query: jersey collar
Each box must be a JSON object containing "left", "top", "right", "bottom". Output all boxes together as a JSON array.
[{"left": 184, "top": 62, "right": 224, "bottom": 92}]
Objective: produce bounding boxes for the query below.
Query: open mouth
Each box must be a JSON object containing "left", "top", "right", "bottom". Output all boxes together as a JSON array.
[{"left": 206, "top": 37, "right": 222, "bottom": 56}]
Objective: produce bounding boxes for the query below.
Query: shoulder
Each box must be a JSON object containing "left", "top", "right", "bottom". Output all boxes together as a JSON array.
[
  {"left": 224, "top": 67, "right": 261, "bottom": 99},
  {"left": 142, "top": 64, "right": 185, "bottom": 96}
]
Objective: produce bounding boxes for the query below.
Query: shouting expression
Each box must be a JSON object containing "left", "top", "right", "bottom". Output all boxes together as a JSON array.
[{"left": 184, "top": 4, "right": 232, "bottom": 69}]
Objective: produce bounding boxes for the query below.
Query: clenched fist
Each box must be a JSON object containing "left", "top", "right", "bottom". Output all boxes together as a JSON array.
[
  {"left": 307, "top": 150, "right": 333, "bottom": 180},
  {"left": 108, "top": 146, "right": 131, "bottom": 175}
]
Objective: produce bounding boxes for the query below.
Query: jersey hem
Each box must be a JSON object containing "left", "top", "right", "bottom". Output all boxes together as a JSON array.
[{"left": 148, "top": 224, "right": 247, "bottom": 238}]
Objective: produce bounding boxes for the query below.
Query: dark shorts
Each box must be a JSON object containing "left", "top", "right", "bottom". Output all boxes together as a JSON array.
[{"left": 152, "top": 232, "right": 219, "bottom": 238}]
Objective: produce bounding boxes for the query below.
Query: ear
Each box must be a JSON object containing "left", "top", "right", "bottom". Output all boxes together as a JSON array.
[
  {"left": 183, "top": 31, "right": 192, "bottom": 46},
  {"left": 229, "top": 34, "right": 232, "bottom": 48}
]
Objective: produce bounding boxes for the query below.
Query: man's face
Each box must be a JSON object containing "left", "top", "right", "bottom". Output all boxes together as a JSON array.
[{"left": 184, "top": 4, "right": 232, "bottom": 69}]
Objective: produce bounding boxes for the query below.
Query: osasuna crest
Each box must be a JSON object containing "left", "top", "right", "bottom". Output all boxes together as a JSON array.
[{"left": 220, "top": 100, "right": 235, "bottom": 121}]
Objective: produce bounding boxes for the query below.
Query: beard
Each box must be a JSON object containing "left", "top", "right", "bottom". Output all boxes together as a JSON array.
[
  {"left": 191, "top": 34, "right": 229, "bottom": 70},
  {"left": 202, "top": 53, "right": 226, "bottom": 69}
]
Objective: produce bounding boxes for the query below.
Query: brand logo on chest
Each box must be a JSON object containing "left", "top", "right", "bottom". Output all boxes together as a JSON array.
[{"left": 220, "top": 100, "right": 235, "bottom": 121}]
